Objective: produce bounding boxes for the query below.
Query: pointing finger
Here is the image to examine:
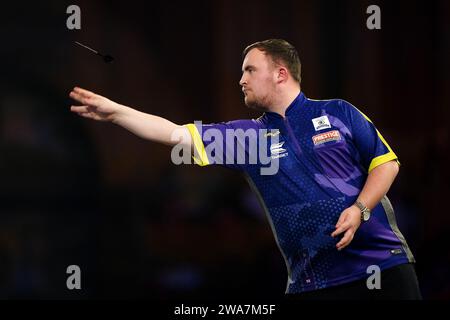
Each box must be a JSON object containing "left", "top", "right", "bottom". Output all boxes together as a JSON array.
[
  {"left": 73, "top": 87, "right": 94, "bottom": 97},
  {"left": 70, "top": 105, "right": 89, "bottom": 113}
]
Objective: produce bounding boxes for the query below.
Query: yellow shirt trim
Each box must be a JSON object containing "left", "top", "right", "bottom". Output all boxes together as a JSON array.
[
  {"left": 184, "top": 123, "right": 210, "bottom": 166},
  {"left": 368, "top": 152, "right": 399, "bottom": 173},
  {"left": 354, "top": 108, "right": 400, "bottom": 172}
]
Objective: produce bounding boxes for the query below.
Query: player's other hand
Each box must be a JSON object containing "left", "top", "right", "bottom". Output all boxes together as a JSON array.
[
  {"left": 331, "top": 205, "right": 362, "bottom": 251},
  {"left": 69, "top": 87, "right": 121, "bottom": 122}
]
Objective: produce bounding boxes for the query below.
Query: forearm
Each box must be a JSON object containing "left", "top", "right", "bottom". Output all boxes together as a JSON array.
[
  {"left": 356, "top": 160, "right": 400, "bottom": 209},
  {"left": 112, "top": 105, "right": 189, "bottom": 147}
]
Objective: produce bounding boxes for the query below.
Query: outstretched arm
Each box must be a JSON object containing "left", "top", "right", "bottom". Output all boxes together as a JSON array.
[{"left": 69, "top": 87, "right": 191, "bottom": 147}]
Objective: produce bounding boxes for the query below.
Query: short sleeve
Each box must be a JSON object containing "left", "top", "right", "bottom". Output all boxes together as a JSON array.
[
  {"left": 184, "top": 119, "right": 259, "bottom": 171},
  {"left": 340, "top": 100, "right": 400, "bottom": 173}
]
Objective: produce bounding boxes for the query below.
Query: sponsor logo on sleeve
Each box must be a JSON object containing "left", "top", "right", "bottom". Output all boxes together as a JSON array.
[
  {"left": 264, "top": 129, "right": 280, "bottom": 137},
  {"left": 270, "top": 141, "right": 288, "bottom": 159}
]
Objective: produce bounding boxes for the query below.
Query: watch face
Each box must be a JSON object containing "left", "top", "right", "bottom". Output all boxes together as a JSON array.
[{"left": 363, "top": 211, "right": 370, "bottom": 221}]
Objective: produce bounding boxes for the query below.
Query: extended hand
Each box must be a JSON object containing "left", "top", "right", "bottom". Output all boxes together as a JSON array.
[
  {"left": 69, "top": 87, "right": 121, "bottom": 122},
  {"left": 331, "top": 205, "right": 361, "bottom": 251}
]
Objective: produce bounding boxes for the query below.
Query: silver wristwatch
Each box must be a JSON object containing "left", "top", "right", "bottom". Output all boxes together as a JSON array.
[{"left": 354, "top": 200, "right": 371, "bottom": 222}]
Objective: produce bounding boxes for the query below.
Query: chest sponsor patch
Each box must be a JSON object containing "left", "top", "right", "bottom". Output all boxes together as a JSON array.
[
  {"left": 312, "top": 115, "right": 331, "bottom": 131},
  {"left": 312, "top": 130, "right": 341, "bottom": 145}
]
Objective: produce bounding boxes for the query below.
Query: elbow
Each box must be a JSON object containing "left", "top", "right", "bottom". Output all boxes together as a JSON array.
[{"left": 391, "top": 160, "right": 400, "bottom": 178}]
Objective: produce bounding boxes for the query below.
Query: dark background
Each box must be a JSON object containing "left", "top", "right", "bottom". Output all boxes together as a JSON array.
[{"left": 0, "top": 0, "right": 449, "bottom": 299}]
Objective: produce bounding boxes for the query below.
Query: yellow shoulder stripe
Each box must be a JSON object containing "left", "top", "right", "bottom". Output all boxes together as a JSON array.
[
  {"left": 184, "top": 123, "right": 210, "bottom": 166},
  {"left": 354, "top": 108, "right": 401, "bottom": 172}
]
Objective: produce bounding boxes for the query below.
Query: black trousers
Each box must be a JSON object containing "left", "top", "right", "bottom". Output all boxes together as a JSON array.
[{"left": 286, "top": 263, "right": 422, "bottom": 300}]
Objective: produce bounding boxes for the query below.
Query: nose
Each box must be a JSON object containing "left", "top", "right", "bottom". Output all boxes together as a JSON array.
[{"left": 239, "top": 74, "right": 246, "bottom": 87}]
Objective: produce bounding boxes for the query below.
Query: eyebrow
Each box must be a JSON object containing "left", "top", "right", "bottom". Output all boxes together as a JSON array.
[{"left": 242, "top": 65, "right": 256, "bottom": 72}]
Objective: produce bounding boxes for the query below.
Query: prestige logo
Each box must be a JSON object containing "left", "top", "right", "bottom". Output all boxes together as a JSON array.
[{"left": 312, "top": 130, "right": 341, "bottom": 145}]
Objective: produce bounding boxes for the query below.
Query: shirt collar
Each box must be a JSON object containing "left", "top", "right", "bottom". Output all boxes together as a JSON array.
[{"left": 264, "top": 91, "right": 306, "bottom": 121}]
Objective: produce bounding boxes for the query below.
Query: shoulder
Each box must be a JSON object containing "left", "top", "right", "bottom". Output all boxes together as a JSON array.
[
  {"left": 305, "top": 96, "right": 355, "bottom": 115},
  {"left": 306, "top": 96, "right": 352, "bottom": 107},
  {"left": 203, "top": 118, "right": 263, "bottom": 131},
  {"left": 225, "top": 115, "right": 268, "bottom": 129}
]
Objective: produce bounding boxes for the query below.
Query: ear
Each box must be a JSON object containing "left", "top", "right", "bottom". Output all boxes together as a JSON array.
[{"left": 276, "top": 67, "right": 289, "bottom": 84}]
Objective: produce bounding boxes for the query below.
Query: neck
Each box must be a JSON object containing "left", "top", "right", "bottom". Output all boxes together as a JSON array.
[{"left": 269, "top": 86, "right": 301, "bottom": 118}]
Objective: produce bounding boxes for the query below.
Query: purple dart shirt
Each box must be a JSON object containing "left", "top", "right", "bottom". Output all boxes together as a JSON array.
[{"left": 186, "top": 92, "right": 415, "bottom": 293}]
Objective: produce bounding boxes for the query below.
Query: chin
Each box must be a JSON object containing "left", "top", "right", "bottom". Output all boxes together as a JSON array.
[
  {"left": 244, "top": 97, "right": 255, "bottom": 109},
  {"left": 245, "top": 99, "right": 267, "bottom": 112}
]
